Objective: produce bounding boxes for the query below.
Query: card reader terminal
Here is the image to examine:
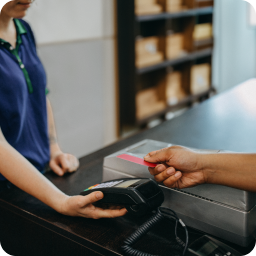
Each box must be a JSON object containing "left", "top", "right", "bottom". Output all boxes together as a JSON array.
[
  {"left": 81, "top": 178, "right": 243, "bottom": 256},
  {"left": 80, "top": 178, "right": 164, "bottom": 216}
]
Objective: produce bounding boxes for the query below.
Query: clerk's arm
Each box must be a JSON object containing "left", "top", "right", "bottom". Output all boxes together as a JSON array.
[
  {"left": 144, "top": 146, "right": 256, "bottom": 192},
  {"left": 46, "top": 98, "right": 79, "bottom": 176},
  {"left": 0, "top": 129, "right": 126, "bottom": 218}
]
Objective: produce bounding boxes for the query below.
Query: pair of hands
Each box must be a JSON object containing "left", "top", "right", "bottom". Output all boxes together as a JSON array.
[
  {"left": 144, "top": 146, "right": 208, "bottom": 189},
  {"left": 53, "top": 145, "right": 206, "bottom": 219},
  {"left": 50, "top": 148, "right": 127, "bottom": 219}
]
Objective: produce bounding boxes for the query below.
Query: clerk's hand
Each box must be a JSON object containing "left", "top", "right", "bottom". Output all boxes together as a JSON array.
[
  {"left": 60, "top": 192, "right": 127, "bottom": 219},
  {"left": 144, "top": 146, "right": 207, "bottom": 189},
  {"left": 50, "top": 151, "right": 80, "bottom": 176}
]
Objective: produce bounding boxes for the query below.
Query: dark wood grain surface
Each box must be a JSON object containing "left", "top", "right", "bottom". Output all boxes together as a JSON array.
[{"left": 1, "top": 79, "right": 256, "bottom": 255}]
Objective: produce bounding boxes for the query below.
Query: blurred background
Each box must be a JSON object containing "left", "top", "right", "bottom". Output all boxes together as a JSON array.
[{"left": 24, "top": 0, "right": 256, "bottom": 158}]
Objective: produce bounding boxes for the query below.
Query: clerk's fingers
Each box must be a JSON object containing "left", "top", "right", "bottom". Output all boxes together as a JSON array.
[
  {"left": 66, "top": 154, "right": 79, "bottom": 173},
  {"left": 83, "top": 191, "right": 104, "bottom": 205},
  {"left": 92, "top": 207, "right": 128, "bottom": 219},
  {"left": 58, "top": 154, "right": 70, "bottom": 173},
  {"left": 108, "top": 205, "right": 123, "bottom": 210},
  {"left": 80, "top": 192, "right": 127, "bottom": 218},
  {"left": 50, "top": 160, "right": 65, "bottom": 176},
  {"left": 97, "top": 204, "right": 123, "bottom": 210},
  {"left": 153, "top": 167, "right": 176, "bottom": 183}
]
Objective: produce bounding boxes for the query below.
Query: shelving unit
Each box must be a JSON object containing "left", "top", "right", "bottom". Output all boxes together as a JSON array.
[
  {"left": 136, "top": 87, "right": 212, "bottom": 126},
  {"left": 136, "top": 6, "right": 213, "bottom": 21},
  {"left": 137, "top": 47, "right": 212, "bottom": 74},
  {"left": 117, "top": 0, "right": 215, "bottom": 133}
]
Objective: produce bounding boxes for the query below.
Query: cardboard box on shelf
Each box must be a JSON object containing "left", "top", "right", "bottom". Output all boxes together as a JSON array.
[
  {"left": 166, "top": 0, "right": 187, "bottom": 12},
  {"left": 193, "top": 23, "right": 212, "bottom": 41},
  {"left": 166, "top": 33, "right": 185, "bottom": 60},
  {"left": 136, "top": 0, "right": 156, "bottom": 5},
  {"left": 191, "top": 63, "right": 211, "bottom": 95},
  {"left": 196, "top": 0, "right": 213, "bottom": 7},
  {"left": 135, "top": 0, "right": 163, "bottom": 15},
  {"left": 136, "top": 87, "right": 166, "bottom": 119},
  {"left": 136, "top": 53, "right": 164, "bottom": 69},
  {"left": 167, "top": 0, "right": 183, "bottom": 5},
  {"left": 136, "top": 37, "right": 164, "bottom": 68},
  {"left": 166, "top": 71, "right": 187, "bottom": 105},
  {"left": 136, "top": 5, "right": 163, "bottom": 15}
]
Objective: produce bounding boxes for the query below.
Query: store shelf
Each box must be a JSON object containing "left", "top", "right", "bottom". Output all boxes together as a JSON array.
[
  {"left": 136, "top": 87, "right": 214, "bottom": 126},
  {"left": 136, "top": 7, "right": 213, "bottom": 22},
  {"left": 117, "top": 0, "right": 214, "bottom": 131},
  {"left": 194, "top": 38, "right": 213, "bottom": 48},
  {"left": 137, "top": 48, "right": 213, "bottom": 75}
]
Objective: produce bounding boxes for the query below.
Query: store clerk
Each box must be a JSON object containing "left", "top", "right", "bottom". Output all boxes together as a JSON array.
[{"left": 0, "top": 1, "right": 127, "bottom": 219}]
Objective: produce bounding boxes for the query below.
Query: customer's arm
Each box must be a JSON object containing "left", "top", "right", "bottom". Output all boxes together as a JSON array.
[
  {"left": 144, "top": 146, "right": 256, "bottom": 192},
  {"left": 0, "top": 129, "right": 127, "bottom": 218},
  {"left": 47, "top": 97, "right": 79, "bottom": 176}
]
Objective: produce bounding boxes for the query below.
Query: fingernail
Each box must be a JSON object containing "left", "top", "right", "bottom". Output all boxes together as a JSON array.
[
  {"left": 167, "top": 169, "right": 175, "bottom": 175},
  {"left": 144, "top": 154, "right": 150, "bottom": 159},
  {"left": 157, "top": 165, "right": 165, "bottom": 172},
  {"left": 175, "top": 172, "right": 182, "bottom": 178},
  {"left": 96, "top": 192, "right": 103, "bottom": 199}
]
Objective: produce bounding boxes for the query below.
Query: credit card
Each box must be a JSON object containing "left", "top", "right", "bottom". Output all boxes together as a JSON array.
[{"left": 117, "top": 154, "right": 157, "bottom": 168}]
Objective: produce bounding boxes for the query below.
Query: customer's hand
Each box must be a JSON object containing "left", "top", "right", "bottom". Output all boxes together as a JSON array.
[
  {"left": 60, "top": 192, "right": 127, "bottom": 219},
  {"left": 50, "top": 151, "right": 80, "bottom": 176},
  {"left": 144, "top": 146, "right": 207, "bottom": 189}
]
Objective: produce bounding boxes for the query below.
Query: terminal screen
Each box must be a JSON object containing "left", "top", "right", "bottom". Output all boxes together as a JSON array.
[{"left": 115, "top": 180, "right": 141, "bottom": 188}]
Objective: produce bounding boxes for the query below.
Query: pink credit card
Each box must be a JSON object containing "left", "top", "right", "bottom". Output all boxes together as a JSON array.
[{"left": 117, "top": 154, "right": 157, "bottom": 168}]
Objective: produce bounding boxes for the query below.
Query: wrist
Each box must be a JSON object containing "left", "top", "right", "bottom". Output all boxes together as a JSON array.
[
  {"left": 199, "top": 154, "right": 220, "bottom": 184},
  {"left": 50, "top": 143, "right": 62, "bottom": 158},
  {"left": 55, "top": 193, "right": 70, "bottom": 215}
]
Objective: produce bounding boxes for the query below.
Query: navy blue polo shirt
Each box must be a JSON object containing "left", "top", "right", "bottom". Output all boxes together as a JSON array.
[{"left": 0, "top": 19, "right": 50, "bottom": 181}]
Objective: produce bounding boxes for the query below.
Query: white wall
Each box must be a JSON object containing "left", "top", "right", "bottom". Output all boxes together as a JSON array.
[
  {"left": 249, "top": 5, "right": 256, "bottom": 26},
  {"left": 213, "top": 0, "right": 256, "bottom": 93},
  {"left": 24, "top": 0, "right": 117, "bottom": 158},
  {"left": 25, "top": 0, "right": 115, "bottom": 43}
]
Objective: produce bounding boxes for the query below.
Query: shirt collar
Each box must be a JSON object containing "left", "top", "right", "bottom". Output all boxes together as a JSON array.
[
  {"left": 14, "top": 19, "right": 27, "bottom": 35},
  {"left": 14, "top": 19, "right": 27, "bottom": 46},
  {"left": 0, "top": 19, "right": 27, "bottom": 46}
]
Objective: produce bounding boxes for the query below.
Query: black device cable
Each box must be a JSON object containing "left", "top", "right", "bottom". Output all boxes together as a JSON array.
[
  {"left": 160, "top": 207, "right": 188, "bottom": 253},
  {"left": 122, "top": 207, "right": 189, "bottom": 256}
]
